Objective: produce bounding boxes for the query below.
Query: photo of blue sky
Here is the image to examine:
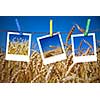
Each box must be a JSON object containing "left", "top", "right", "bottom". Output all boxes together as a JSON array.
[
  {"left": 9, "top": 34, "right": 29, "bottom": 43},
  {"left": 40, "top": 34, "right": 62, "bottom": 52},
  {"left": 73, "top": 35, "right": 94, "bottom": 56},
  {"left": 0, "top": 16, "right": 100, "bottom": 53}
]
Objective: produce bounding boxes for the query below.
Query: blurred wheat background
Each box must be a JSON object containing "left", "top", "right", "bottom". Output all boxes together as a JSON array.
[{"left": 0, "top": 43, "right": 100, "bottom": 83}]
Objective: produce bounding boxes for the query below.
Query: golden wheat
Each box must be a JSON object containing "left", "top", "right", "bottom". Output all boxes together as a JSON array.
[
  {"left": 8, "top": 41, "right": 29, "bottom": 55},
  {"left": 0, "top": 44, "right": 100, "bottom": 83}
]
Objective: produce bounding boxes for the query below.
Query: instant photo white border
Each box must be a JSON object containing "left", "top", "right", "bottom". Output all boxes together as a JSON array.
[
  {"left": 71, "top": 33, "right": 97, "bottom": 63},
  {"left": 5, "top": 32, "right": 31, "bottom": 62},
  {"left": 37, "top": 32, "right": 66, "bottom": 65}
]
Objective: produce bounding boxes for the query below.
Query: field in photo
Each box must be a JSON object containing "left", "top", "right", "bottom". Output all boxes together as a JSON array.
[
  {"left": 74, "top": 35, "right": 94, "bottom": 56},
  {"left": 40, "top": 34, "right": 64, "bottom": 57},
  {"left": 8, "top": 34, "right": 29, "bottom": 55}
]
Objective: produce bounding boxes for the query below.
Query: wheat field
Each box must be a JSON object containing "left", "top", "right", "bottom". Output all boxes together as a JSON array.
[
  {"left": 8, "top": 41, "right": 29, "bottom": 55},
  {"left": 43, "top": 47, "right": 63, "bottom": 58},
  {"left": 0, "top": 45, "right": 100, "bottom": 83}
]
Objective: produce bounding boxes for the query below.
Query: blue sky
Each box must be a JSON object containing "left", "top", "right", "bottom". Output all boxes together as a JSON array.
[
  {"left": 40, "top": 34, "right": 62, "bottom": 52},
  {"left": 74, "top": 35, "right": 94, "bottom": 55},
  {"left": 9, "top": 34, "right": 29, "bottom": 42},
  {"left": 0, "top": 16, "right": 100, "bottom": 52}
]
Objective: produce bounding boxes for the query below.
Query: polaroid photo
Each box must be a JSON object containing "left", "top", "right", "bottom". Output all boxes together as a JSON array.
[
  {"left": 71, "top": 33, "right": 97, "bottom": 63},
  {"left": 5, "top": 32, "right": 31, "bottom": 62},
  {"left": 37, "top": 32, "right": 66, "bottom": 65}
]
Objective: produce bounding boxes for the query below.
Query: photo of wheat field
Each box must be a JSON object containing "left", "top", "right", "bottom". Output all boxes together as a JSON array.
[
  {"left": 44, "top": 47, "right": 63, "bottom": 58},
  {"left": 39, "top": 34, "right": 64, "bottom": 58},
  {"left": 8, "top": 34, "right": 29, "bottom": 55},
  {"left": 74, "top": 35, "right": 95, "bottom": 56}
]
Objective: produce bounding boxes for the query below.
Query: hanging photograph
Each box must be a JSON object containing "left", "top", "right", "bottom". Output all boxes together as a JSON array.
[
  {"left": 37, "top": 33, "right": 66, "bottom": 65},
  {"left": 71, "top": 33, "right": 97, "bottom": 63},
  {"left": 5, "top": 32, "right": 31, "bottom": 62}
]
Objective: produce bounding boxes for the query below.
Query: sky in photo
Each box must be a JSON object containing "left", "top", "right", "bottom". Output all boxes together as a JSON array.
[
  {"left": 9, "top": 34, "right": 29, "bottom": 42},
  {"left": 40, "top": 34, "right": 62, "bottom": 52},
  {"left": 73, "top": 35, "right": 94, "bottom": 55}
]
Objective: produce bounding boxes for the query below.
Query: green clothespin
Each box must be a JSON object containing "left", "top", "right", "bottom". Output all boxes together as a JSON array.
[{"left": 84, "top": 19, "right": 91, "bottom": 36}]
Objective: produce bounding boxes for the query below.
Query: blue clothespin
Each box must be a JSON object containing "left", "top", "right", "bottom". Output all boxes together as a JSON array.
[{"left": 15, "top": 18, "right": 22, "bottom": 35}]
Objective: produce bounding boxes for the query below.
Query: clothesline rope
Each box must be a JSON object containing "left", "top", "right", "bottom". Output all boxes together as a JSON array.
[{"left": 0, "top": 29, "right": 100, "bottom": 34}]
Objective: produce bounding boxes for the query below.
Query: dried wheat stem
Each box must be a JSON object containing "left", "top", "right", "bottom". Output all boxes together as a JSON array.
[
  {"left": 10, "top": 69, "right": 25, "bottom": 83},
  {"left": 45, "top": 65, "right": 54, "bottom": 82},
  {"left": 66, "top": 53, "right": 73, "bottom": 67},
  {"left": 31, "top": 69, "right": 46, "bottom": 83},
  {"left": 83, "top": 39, "right": 93, "bottom": 48},
  {"left": 65, "top": 63, "right": 76, "bottom": 77}
]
